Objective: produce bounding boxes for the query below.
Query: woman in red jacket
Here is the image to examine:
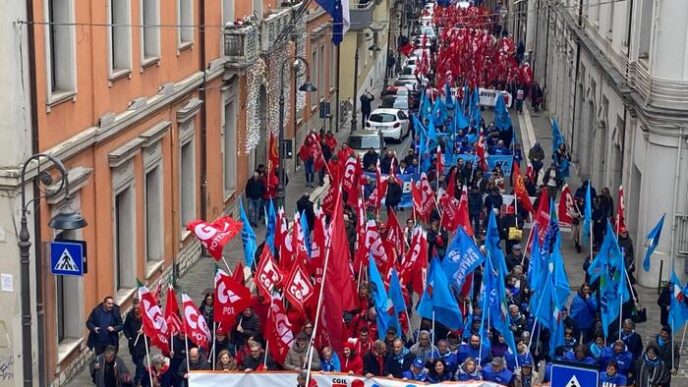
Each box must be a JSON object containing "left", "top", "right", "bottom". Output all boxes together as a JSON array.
[{"left": 341, "top": 341, "right": 364, "bottom": 375}]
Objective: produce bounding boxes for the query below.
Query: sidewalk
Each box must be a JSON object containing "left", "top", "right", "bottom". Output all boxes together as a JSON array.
[{"left": 519, "top": 105, "right": 688, "bottom": 381}]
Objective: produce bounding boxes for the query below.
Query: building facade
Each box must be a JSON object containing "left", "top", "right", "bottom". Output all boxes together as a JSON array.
[
  {"left": 0, "top": 0, "right": 337, "bottom": 385},
  {"left": 526, "top": 0, "right": 688, "bottom": 285}
]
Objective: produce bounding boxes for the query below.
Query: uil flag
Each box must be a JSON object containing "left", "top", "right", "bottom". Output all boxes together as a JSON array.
[
  {"left": 187, "top": 216, "right": 243, "bottom": 260},
  {"left": 643, "top": 214, "right": 666, "bottom": 272},
  {"left": 163, "top": 285, "right": 183, "bottom": 337},
  {"left": 181, "top": 294, "right": 211, "bottom": 351},
  {"left": 616, "top": 186, "right": 627, "bottom": 234},
  {"left": 239, "top": 199, "right": 257, "bottom": 267},
  {"left": 284, "top": 263, "right": 316, "bottom": 312},
  {"left": 255, "top": 246, "right": 285, "bottom": 300},
  {"left": 214, "top": 270, "right": 252, "bottom": 328},
  {"left": 265, "top": 293, "right": 294, "bottom": 364},
  {"left": 138, "top": 285, "right": 170, "bottom": 355}
]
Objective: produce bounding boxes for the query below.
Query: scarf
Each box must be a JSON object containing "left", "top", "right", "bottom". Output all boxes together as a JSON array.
[
  {"left": 643, "top": 354, "right": 660, "bottom": 367},
  {"left": 392, "top": 346, "right": 410, "bottom": 363}
]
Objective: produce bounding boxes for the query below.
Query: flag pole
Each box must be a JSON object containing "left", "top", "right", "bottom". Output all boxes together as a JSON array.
[
  {"left": 211, "top": 322, "right": 217, "bottom": 370},
  {"left": 144, "top": 335, "right": 154, "bottom": 387},
  {"left": 264, "top": 299, "right": 272, "bottom": 368},
  {"left": 221, "top": 256, "right": 234, "bottom": 276},
  {"left": 184, "top": 333, "right": 191, "bottom": 376},
  {"left": 431, "top": 311, "right": 436, "bottom": 347}
]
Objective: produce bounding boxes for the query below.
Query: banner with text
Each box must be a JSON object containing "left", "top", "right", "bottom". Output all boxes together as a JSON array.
[
  {"left": 478, "top": 88, "right": 513, "bottom": 108},
  {"left": 190, "top": 371, "right": 504, "bottom": 387},
  {"left": 365, "top": 173, "right": 415, "bottom": 209},
  {"left": 486, "top": 155, "right": 514, "bottom": 177}
]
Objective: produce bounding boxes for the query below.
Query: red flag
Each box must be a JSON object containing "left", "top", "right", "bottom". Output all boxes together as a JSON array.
[
  {"left": 411, "top": 178, "right": 425, "bottom": 221},
  {"left": 386, "top": 208, "right": 405, "bottom": 257},
  {"left": 214, "top": 270, "right": 252, "bottom": 328},
  {"left": 446, "top": 167, "right": 457, "bottom": 200},
  {"left": 419, "top": 173, "right": 436, "bottom": 220},
  {"left": 308, "top": 209, "right": 328, "bottom": 284},
  {"left": 399, "top": 229, "right": 428, "bottom": 295},
  {"left": 321, "top": 184, "right": 337, "bottom": 216},
  {"left": 616, "top": 186, "right": 626, "bottom": 234},
  {"left": 342, "top": 157, "right": 361, "bottom": 207},
  {"left": 323, "top": 187, "right": 358, "bottom": 351},
  {"left": 232, "top": 261, "right": 245, "bottom": 284},
  {"left": 353, "top": 198, "right": 368, "bottom": 272},
  {"left": 436, "top": 146, "right": 444, "bottom": 177},
  {"left": 558, "top": 183, "right": 577, "bottom": 227},
  {"left": 457, "top": 185, "right": 474, "bottom": 236},
  {"left": 284, "top": 263, "right": 316, "bottom": 312},
  {"left": 475, "top": 136, "right": 488, "bottom": 171},
  {"left": 364, "top": 219, "right": 392, "bottom": 273},
  {"left": 440, "top": 195, "right": 460, "bottom": 232},
  {"left": 138, "top": 286, "right": 170, "bottom": 355},
  {"left": 525, "top": 188, "right": 550, "bottom": 254},
  {"left": 163, "top": 285, "right": 183, "bottom": 337},
  {"left": 255, "top": 246, "right": 285, "bottom": 300},
  {"left": 265, "top": 293, "right": 294, "bottom": 365},
  {"left": 513, "top": 163, "right": 535, "bottom": 214},
  {"left": 276, "top": 207, "right": 291, "bottom": 270},
  {"left": 181, "top": 293, "right": 212, "bottom": 351},
  {"left": 186, "top": 216, "right": 243, "bottom": 260},
  {"left": 291, "top": 213, "right": 310, "bottom": 266}
]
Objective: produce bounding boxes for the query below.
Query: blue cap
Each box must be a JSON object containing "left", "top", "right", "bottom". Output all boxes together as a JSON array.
[{"left": 413, "top": 358, "right": 424, "bottom": 368}]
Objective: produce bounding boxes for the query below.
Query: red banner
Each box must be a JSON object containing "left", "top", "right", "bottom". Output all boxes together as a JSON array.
[
  {"left": 284, "top": 263, "right": 316, "bottom": 312},
  {"left": 255, "top": 246, "right": 285, "bottom": 300},
  {"left": 138, "top": 286, "right": 170, "bottom": 355},
  {"left": 214, "top": 270, "right": 252, "bottom": 329},
  {"left": 181, "top": 293, "right": 212, "bottom": 351},
  {"left": 265, "top": 294, "right": 295, "bottom": 365},
  {"left": 187, "top": 216, "right": 243, "bottom": 260}
]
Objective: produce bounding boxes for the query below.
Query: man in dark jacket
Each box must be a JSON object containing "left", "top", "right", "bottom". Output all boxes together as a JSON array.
[
  {"left": 385, "top": 176, "right": 402, "bottom": 210},
  {"left": 363, "top": 148, "right": 379, "bottom": 171},
  {"left": 245, "top": 171, "right": 266, "bottom": 227},
  {"left": 242, "top": 341, "right": 278, "bottom": 370},
  {"left": 123, "top": 298, "right": 146, "bottom": 385},
  {"left": 384, "top": 338, "right": 415, "bottom": 378},
  {"left": 363, "top": 340, "right": 388, "bottom": 377},
  {"left": 468, "top": 185, "right": 483, "bottom": 235},
  {"left": 86, "top": 296, "right": 123, "bottom": 355},
  {"left": 89, "top": 345, "right": 133, "bottom": 387},
  {"left": 380, "top": 150, "right": 397, "bottom": 174},
  {"left": 234, "top": 307, "right": 262, "bottom": 347},
  {"left": 360, "top": 90, "right": 375, "bottom": 123},
  {"left": 296, "top": 193, "right": 316, "bottom": 231},
  {"left": 177, "top": 347, "right": 210, "bottom": 386}
]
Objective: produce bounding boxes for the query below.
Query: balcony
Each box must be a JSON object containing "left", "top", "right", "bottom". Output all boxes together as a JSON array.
[
  {"left": 350, "top": 0, "right": 379, "bottom": 30},
  {"left": 223, "top": 24, "right": 259, "bottom": 70},
  {"left": 260, "top": 6, "right": 292, "bottom": 54}
]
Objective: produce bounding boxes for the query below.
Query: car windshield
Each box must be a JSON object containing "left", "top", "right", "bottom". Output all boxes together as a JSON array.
[
  {"left": 348, "top": 135, "right": 381, "bottom": 150},
  {"left": 369, "top": 113, "right": 397, "bottom": 123}
]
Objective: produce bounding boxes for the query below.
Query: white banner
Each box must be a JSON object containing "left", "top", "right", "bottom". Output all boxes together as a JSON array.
[
  {"left": 478, "top": 88, "right": 513, "bottom": 108},
  {"left": 189, "top": 371, "right": 505, "bottom": 387}
]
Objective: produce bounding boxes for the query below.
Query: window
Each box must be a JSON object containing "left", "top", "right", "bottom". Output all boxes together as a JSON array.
[
  {"left": 145, "top": 165, "right": 163, "bottom": 265},
  {"left": 223, "top": 0, "right": 234, "bottom": 25},
  {"left": 177, "top": 0, "right": 193, "bottom": 47},
  {"left": 180, "top": 131, "right": 196, "bottom": 229},
  {"left": 108, "top": 0, "right": 132, "bottom": 76},
  {"left": 45, "top": 0, "right": 75, "bottom": 97},
  {"left": 319, "top": 46, "right": 325, "bottom": 97},
  {"left": 638, "top": 0, "right": 652, "bottom": 59},
  {"left": 114, "top": 185, "right": 136, "bottom": 292},
  {"left": 223, "top": 99, "right": 237, "bottom": 196},
  {"left": 141, "top": 0, "right": 160, "bottom": 63},
  {"left": 55, "top": 229, "right": 83, "bottom": 347},
  {"left": 330, "top": 43, "right": 336, "bottom": 91},
  {"left": 311, "top": 49, "right": 319, "bottom": 109}
]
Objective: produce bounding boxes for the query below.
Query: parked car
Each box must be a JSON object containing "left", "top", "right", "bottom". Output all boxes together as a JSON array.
[
  {"left": 380, "top": 95, "right": 410, "bottom": 115},
  {"left": 348, "top": 131, "right": 385, "bottom": 158},
  {"left": 364, "top": 108, "right": 410, "bottom": 143}
]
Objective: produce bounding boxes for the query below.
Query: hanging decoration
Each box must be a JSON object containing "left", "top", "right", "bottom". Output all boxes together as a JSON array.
[
  {"left": 245, "top": 57, "right": 266, "bottom": 152},
  {"left": 295, "top": 26, "right": 307, "bottom": 114},
  {"left": 267, "top": 42, "right": 295, "bottom": 135}
]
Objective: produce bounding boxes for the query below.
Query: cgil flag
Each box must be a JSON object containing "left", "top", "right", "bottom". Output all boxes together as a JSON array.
[
  {"left": 138, "top": 285, "right": 170, "bottom": 355},
  {"left": 643, "top": 214, "right": 666, "bottom": 272},
  {"left": 181, "top": 293, "right": 212, "bottom": 352},
  {"left": 187, "top": 216, "right": 243, "bottom": 261},
  {"left": 315, "top": 0, "right": 350, "bottom": 45},
  {"left": 214, "top": 269, "right": 252, "bottom": 329},
  {"left": 163, "top": 285, "right": 183, "bottom": 337}
]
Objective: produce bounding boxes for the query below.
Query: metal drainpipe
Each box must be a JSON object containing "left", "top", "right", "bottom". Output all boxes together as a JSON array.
[
  {"left": 199, "top": 1, "right": 208, "bottom": 226},
  {"left": 670, "top": 127, "right": 686, "bottom": 272},
  {"left": 26, "top": 0, "right": 47, "bottom": 383}
]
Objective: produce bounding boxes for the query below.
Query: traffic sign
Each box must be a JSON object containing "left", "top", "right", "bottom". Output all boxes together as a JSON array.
[
  {"left": 50, "top": 240, "right": 85, "bottom": 276},
  {"left": 551, "top": 361, "right": 599, "bottom": 387}
]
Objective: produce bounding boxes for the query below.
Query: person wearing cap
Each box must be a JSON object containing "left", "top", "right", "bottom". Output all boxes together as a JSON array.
[
  {"left": 341, "top": 340, "right": 364, "bottom": 375},
  {"left": 513, "top": 358, "right": 541, "bottom": 387},
  {"left": 600, "top": 360, "right": 627, "bottom": 387},
  {"left": 211, "top": 325, "right": 233, "bottom": 363},
  {"left": 481, "top": 356, "right": 513, "bottom": 385},
  {"left": 600, "top": 340, "right": 633, "bottom": 377},
  {"left": 284, "top": 332, "right": 321, "bottom": 372},
  {"left": 384, "top": 338, "right": 414, "bottom": 378},
  {"left": 401, "top": 357, "right": 429, "bottom": 382},
  {"left": 383, "top": 327, "right": 399, "bottom": 354}
]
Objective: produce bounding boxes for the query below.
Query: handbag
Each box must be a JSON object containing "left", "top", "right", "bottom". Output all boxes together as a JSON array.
[
  {"left": 508, "top": 227, "right": 523, "bottom": 241},
  {"left": 632, "top": 303, "right": 648, "bottom": 323}
]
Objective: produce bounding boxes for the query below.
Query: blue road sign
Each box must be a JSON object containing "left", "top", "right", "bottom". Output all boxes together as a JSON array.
[
  {"left": 551, "top": 362, "right": 599, "bottom": 387},
  {"left": 50, "top": 240, "right": 85, "bottom": 276}
]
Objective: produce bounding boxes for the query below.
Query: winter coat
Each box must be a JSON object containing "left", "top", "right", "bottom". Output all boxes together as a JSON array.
[
  {"left": 600, "top": 372, "right": 628, "bottom": 386},
  {"left": 468, "top": 191, "right": 483, "bottom": 216},
  {"left": 122, "top": 311, "right": 145, "bottom": 359},
  {"left": 385, "top": 181, "right": 402, "bottom": 207},
  {"left": 241, "top": 352, "right": 278, "bottom": 370},
  {"left": 636, "top": 355, "right": 671, "bottom": 387},
  {"left": 89, "top": 355, "right": 132, "bottom": 387},
  {"left": 655, "top": 335, "right": 679, "bottom": 370},
  {"left": 457, "top": 344, "right": 491, "bottom": 366},
  {"left": 513, "top": 369, "right": 541, "bottom": 387},
  {"left": 284, "top": 344, "right": 321, "bottom": 371},
  {"left": 402, "top": 368, "right": 428, "bottom": 382},
  {"left": 363, "top": 152, "right": 379, "bottom": 170},
  {"left": 341, "top": 355, "right": 364, "bottom": 375},
  {"left": 481, "top": 364, "right": 514, "bottom": 385},
  {"left": 177, "top": 357, "right": 210, "bottom": 387},
  {"left": 384, "top": 349, "right": 415, "bottom": 378},
  {"left": 600, "top": 346, "right": 633, "bottom": 376},
  {"left": 86, "top": 303, "right": 124, "bottom": 350},
  {"left": 321, "top": 352, "right": 341, "bottom": 372},
  {"left": 409, "top": 343, "right": 439, "bottom": 363},
  {"left": 620, "top": 330, "right": 644, "bottom": 361},
  {"left": 456, "top": 365, "right": 482, "bottom": 381},
  {"left": 363, "top": 352, "right": 387, "bottom": 376}
]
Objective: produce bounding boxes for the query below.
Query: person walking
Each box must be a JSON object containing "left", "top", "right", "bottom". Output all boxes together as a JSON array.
[
  {"left": 360, "top": 90, "right": 375, "bottom": 123},
  {"left": 245, "top": 171, "right": 266, "bottom": 227},
  {"left": 86, "top": 296, "right": 123, "bottom": 355},
  {"left": 89, "top": 345, "right": 133, "bottom": 387},
  {"left": 123, "top": 298, "right": 146, "bottom": 385}
]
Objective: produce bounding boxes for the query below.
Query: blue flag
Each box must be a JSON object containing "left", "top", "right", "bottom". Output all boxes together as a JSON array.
[
  {"left": 552, "top": 118, "right": 564, "bottom": 154},
  {"left": 550, "top": 234, "right": 571, "bottom": 309},
  {"left": 314, "top": 0, "right": 349, "bottom": 45},
  {"left": 455, "top": 100, "right": 469, "bottom": 130},
  {"left": 643, "top": 214, "right": 666, "bottom": 271},
  {"left": 482, "top": 252, "right": 518, "bottom": 355},
  {"left": 417, "top": 258, "right": 464, "bottom": 330},
  {"left": 369, "top": 254, "right": 392, "bottom": 336},
  {"left": 299, "top": 211, "right": 311, "bottom": 255},
  {"left": 494, "top": 94, "right": 511, "bottom": 131},
  {"left": 669, "top": 272, "right": 688, "bottom": 332},
  {"left": 485, "top": 210, "right": 508, "bottom": 275},
  {"left": 442, "top": 227, "right": 485, "bottom": 291},
  {"left": 582, "top": 183, "right": 593, "bottom": 245},
  {"left": 239, "top": 198, "right": 257, "bottom": 267},
  {"left": 444, "top": 83, "right": 454, "bottom": 109},
  {"left": 265, "top": 200, "right": 277, "bottom": 254},
  {"left": 587, "top": 223, "right": 623, "bottom": 283},
  {"left": 471, "top": 88, "right": 481, "bottom": 127}
]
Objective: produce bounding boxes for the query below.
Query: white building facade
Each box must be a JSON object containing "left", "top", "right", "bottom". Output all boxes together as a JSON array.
[{"left": 525, "top": 0, "right": 688, "bottom": 285}]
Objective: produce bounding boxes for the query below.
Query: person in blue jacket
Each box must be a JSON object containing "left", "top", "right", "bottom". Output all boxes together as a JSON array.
[
  {"left": 457, "top": 334, "right": 491, "bottom": 366},
  {"left": 481, "top": 357, "right": 514, "bottom": 385},
  {"left": 401, "top": 357, "right": 428, "bottom": 382},
  {"left": 589, "top": 333, "right": 607, "bottom": 361},
  {"left": 600, "top": 340, "right": 633, "bottom": 377},
  {"left": 427, "top": 359, "right": 453, "bottom": 383},
  {"left": 563, "top": 344, "right": 598, "bottom": 366},
  {"left": 599, "top": 360, "right": 628, "bottom": 386},
  {"left": 569, "top": 283, "right": 597, "bottom": 342},
  {"left": 436, "top": 339, "right": 458, "bottom": 374},
  {"left": 320, "top": 346, "right": 341, "bottom": 372},
  {"left": 456, "top": 357, "right": 482, "bottom": 381}
]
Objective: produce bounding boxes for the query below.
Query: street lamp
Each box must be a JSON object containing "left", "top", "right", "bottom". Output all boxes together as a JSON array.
[
  {"left": 277, "top": 56, "right": 317, "bottom": 208},
  {"left": 18, "top": 154, "right": 86, "bottom": 387},
  {"left": 351, "top": 31, "right": 383, "bottom": 133}
]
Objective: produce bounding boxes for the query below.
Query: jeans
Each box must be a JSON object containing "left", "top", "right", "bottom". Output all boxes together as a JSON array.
[
  {"left": 132, "top": 355, "right": 145, "bottom": 384},
  {"left": 304, "top": 159, "right": 314, "bottom": 185},
  {"left": 248, "top": 198, "right": 263, "bottom": 225}
]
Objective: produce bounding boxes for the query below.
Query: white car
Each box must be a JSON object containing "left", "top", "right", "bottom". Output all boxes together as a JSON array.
[{"left": 364, "top": 108, "right": 410, "bottom": 143}]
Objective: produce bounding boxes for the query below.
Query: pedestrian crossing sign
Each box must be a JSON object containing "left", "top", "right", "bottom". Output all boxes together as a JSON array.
[
  {"left": 551, "top": 361, "right": 598, "bottom": 387},
  {"left": 50, "top": 240, "right": 85, "bottom": 276}
]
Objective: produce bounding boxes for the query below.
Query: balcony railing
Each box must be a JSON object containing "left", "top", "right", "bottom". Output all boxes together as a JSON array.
[
  {"left": 261, "top": 6, "right": 292, "bottom": 54},
  {"left": 350, "top": 0, "right": 377, "bottom": 31},
  {"left": 223, "top": 24, "right": 259, "bottom": 69}
]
